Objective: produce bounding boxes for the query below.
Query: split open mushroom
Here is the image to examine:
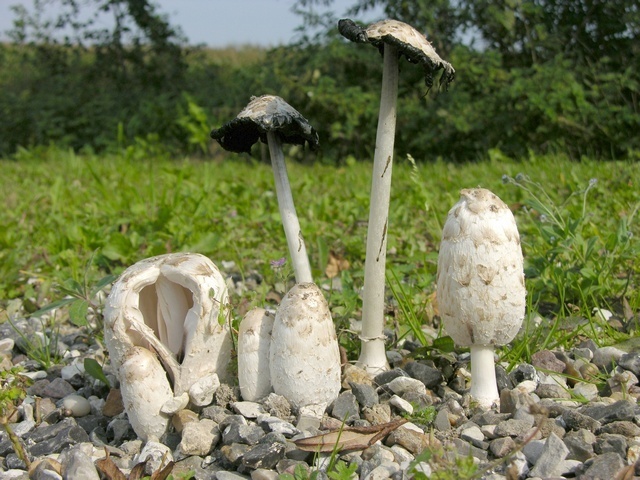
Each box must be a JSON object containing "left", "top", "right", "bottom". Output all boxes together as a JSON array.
[
  {"left": 436, "top": 188, "right": 526, "bottom": 408},
  {"left": 211, "top": 95, "right": 319, "bottom": 284},
  {"left": 104, "top": 253, "right": 233, "bottom": 440},
  {"left": 338, "top": 18, "right": 455, "bottom": 373}
]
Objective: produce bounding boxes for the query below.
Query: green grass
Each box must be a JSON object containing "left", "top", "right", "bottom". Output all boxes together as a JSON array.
[{"left": 0, "top": 145, "right": 638, "bottom": 364}]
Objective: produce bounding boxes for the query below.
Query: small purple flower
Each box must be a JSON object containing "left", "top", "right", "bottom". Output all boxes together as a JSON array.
[{"left": 270, "top": 257, "right": 287, "bottom": 268}]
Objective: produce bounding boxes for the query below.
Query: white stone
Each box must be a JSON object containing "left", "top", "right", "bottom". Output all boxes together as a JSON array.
[
  {"left": 387, "top": 376, "right": 427, "bottom": 396},
  {"left": 61, "top": 362, "right": 85, "bottom": 381},
  {"left": 161, "top": 392, "right": 190, "bottom": 414},
  {"left": 572, "top": 382, "right": 599, "bottom": 400},
  {"left": 460, "top": 425, "right": 484, "bottom": 445},
  {"left": 21, "top": 370, "right": 47, "bottom": 380},
  {"left": 178, "top": 419, "right": 219, "bottom": 456},
  {"left": 231, "top": 401, "right": 267, "bottom": 419},
  {"left": 0, "top": 337, "right": 15, "bottom": 354},
  {"left": 62, "top": 394, "right": 92, "bottom": 417},
  {"left": 188, "top": 373, "right": 220, "bottom": 407},
  {"left": 514, "top": 380, "right": 537, "bottom": 394},
  {"left": 388, "top": 395, "right": 413, "bottom": 414},
  {"left": 135, "top": 441, "right": 173, "bottom": 474}
]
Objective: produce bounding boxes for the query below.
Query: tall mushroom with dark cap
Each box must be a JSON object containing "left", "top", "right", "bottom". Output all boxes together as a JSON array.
[
  {"left": 338, "top": 19, "right": 455, "bottom": 373},
  {"left": 211, "top": 95, "right": 319, "bottom": 284}
]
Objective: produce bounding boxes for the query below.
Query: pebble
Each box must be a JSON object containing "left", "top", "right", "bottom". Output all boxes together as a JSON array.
[
  {"left": 5, "top": 302, "right": 640, "bottom": 480},
  {"left": 61, "top": 394, "right": 91, "bottom": 417}
]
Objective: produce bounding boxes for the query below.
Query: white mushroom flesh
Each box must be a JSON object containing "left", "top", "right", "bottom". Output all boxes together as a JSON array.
[
  {"left": 437, "top": 188, "right": 526, "bottom": 347},
  {"left": 270, "top": 283, "right": 341, "bottom": 410},
  {"left": 238, "top": 307, "right": 275, "bottom": 401},
  {"left": 104, "top": 253, "right": 233, "bottom": 439}
]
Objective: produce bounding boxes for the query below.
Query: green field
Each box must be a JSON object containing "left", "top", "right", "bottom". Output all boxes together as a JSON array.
[{"left": 1, "top": 146, "right": 639, "bottom": 364}]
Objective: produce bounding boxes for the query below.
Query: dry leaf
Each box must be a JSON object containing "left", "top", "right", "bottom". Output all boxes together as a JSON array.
[
  {"left": 95, "top": 449, "right": 127, "bottom": 480},
  {"left": 128, "top": 461, "right": 148, "bottom": 480},
  {"left": 295, "top": 418, "right": 407, "bottom": 452},
  {"left": 325, "top": 251, "right": 350, "bottom": 279},
  {"left": 151, "top": 460, "right": 175, "bottom": 480}
]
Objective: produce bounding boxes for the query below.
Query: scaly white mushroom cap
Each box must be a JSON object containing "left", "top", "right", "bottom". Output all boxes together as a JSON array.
[
  {"left": 238, "top": 308, "right": 275, "bottom": 401},
  {"left": 269, "top": 283, "right": 341, "bottom": 410},
  {"left": 104, "top": 253, "right": 233, "bottom": 400},
  {"left": 338, "top": 18, "right": 455, "bottom": 90},
  {"left": 437, "top": 188, "right": 526, "bottom": 346}
]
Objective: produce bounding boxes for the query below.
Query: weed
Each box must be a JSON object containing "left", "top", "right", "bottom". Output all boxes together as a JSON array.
[
  {"left": 8, "top": 315, "right": 64, "bottom": 370},
  {"left": 0, "top": 368, "right": 33, "bottom": 468}
]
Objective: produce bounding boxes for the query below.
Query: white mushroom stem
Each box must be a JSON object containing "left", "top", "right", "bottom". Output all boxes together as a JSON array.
[
  {"left": 358, "top": 43, "right": 399, "bottom": 373},
  {"left": 469, "top": 345, "right": 499, "bottom": 409},
  {"left": 266, "top": 130, "right": 313, "bottom": 284}
]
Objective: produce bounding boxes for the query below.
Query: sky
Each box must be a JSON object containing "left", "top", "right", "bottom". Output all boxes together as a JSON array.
[{"left": 0, "top": 0, "right": 384, "bottom": 47}]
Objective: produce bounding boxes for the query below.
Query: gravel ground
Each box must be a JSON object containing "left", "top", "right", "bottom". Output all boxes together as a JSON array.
[{"left": 1, "top": 274, "right": 640, "bottom": 480}]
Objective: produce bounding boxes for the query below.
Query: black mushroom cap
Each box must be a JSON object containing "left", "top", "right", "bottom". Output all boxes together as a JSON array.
[
  {"left": 210, "top": 95, "right": 320, "bottom": 154},
  {"left": 338, "top": 18, "right": 455, "bottom": 90}
]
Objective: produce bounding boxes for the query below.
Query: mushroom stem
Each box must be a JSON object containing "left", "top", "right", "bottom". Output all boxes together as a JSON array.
[
  {"left": 357, "top": 43, "right": 399, "bottom": 373},
  {"left": 469, "top": 345, "right": 500, "bottom": 409},
  {"left": 266, "top": 130, "right": 313, "bottom": 284}
]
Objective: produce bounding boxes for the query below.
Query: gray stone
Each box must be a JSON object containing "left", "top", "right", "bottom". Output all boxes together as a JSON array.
[
  {"left": 220, "top": 443, "right": 250, "bottom": 467},
  {"left": 563, "top": 428, "right": 596, "bottom": 461},
  {"left": 172, "top": 456, "right": 214, "bottom": 480},
  {"left": 531, "top": 350, "right": 566, "bottom": 373},
  {"left": 106, "top": 416, "right": 136, "bottom": 444},
  {"left": 499, "top": 388, "right": 535, "bottom": 415},
  {"left": 28, "top": 422, "right": 90, "bottom": 457},
  {"left": 450, "top": 438, "right": 488, "bottom": 461},
  {"left": 592, "top": 346, "right": 625, "bottom": 368},
  {"left": 242, "top": 442, "right": 286, "bottom": 470},
  {"left": 250, "top": 468, "right": 279, "bottom": 480},
  {"left": 349, "top": 382, "right": 379, "bottom": 408},
  {"left": 535, "top": 383, "right": 572, "bottom": 399},
  {"left": 598, "top": 420, "right": 640, "bottom": 436},
  {"left": 403, "top": 362, "right": 443, "bottom": 389},
  {"left": 489, "top": 436, "right": 516, "bottom": 457},
  {"left": 433, "top": 408, "right": 451, "bottom": 432},
  {"left": 257, "top": 416, "right": 299, "bottom": 438},
  {"left": 42, "top": 378, "right": 76, "bottom": 399},
  {"left": 373, "top": 369, "right": 407, "bottom": 387},
  {"left": 577, "top": 452, "right": 626, "bottom": 480},
  {"left": 216, "top": 472, "right": 250, "bottom": 480},
  {"left": 494, "top": 419, "right": 533, "bottom": 438},
  {"left": 61, "top": 446, "right": 100, "bottom": 480},
  {"left": 561, "top": 409, "right": 602, "bottom": 432},
  {"left": 331, "top": 391, "right": 359, "bottom": 422},
  {"left": 594, "top": 433, "right": 627, "bottom": 456},
  {"left": 223, "top": 422, "right": 265, "bottom": 446},
  {"left": 618, "top": 352, "right": 640, "bottom": 375},
  {"left": 508, "top": 363, "right": 539, "bottom": 385},
  {"left": 522, "top": 438, "right": 546, "bottom": 464},
  {"left": 528, "top": 433, "right": 569, "bottom": 478},
  {"left": 261, "top": 393, "right": 291, "bottom": 419},
  {"left": 581, "top": 399, "right": 640, "bottom": 425},
  {"left": 201, "top": 405, "right": 232, "bottom": 423}
]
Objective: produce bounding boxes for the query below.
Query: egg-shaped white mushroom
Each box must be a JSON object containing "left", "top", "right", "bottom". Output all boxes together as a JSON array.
[
  {"left": 104, "top": 253, "right": 233, "bottom": 439},
  {"left": 436, "top": 188, "right": 526, "bottom": 408},
  {"left": 269, "top": 283, "right": 341, "bottom": 410},
  {"left": 238, "top": 307, "right": 274, "bottom": 401}
]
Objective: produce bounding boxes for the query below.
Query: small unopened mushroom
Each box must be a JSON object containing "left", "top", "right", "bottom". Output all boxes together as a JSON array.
[
  {"left": 269, "top": 283, "right": 341, "bottom": 411},
  {"left": 104, "top": 253, "right": 233, "bottom": 440},
  {"left": 211, "top": 95, "right": 319, "bottom": 284},
  {"left": 237, "top": 308, "right": 275, "bottom": 401},
  {"left": 339, "top": 19, "right": 455, "bottom": 374},
  {"left": 436, "top": 188, "right": 526, "bottom": 408}
]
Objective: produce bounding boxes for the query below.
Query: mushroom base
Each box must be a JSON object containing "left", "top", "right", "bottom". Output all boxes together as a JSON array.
[{"left": 469, "top": 344, "right": 500, "bottom": 409}]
